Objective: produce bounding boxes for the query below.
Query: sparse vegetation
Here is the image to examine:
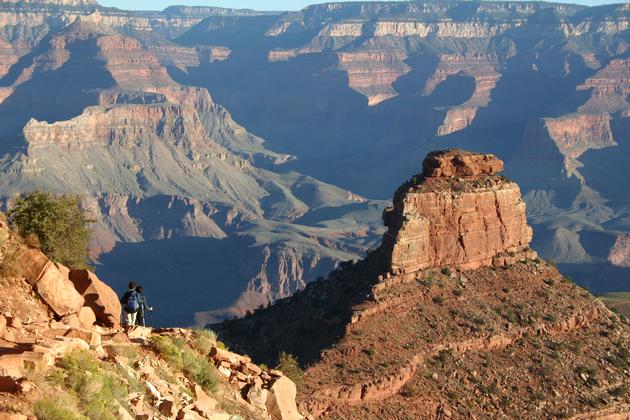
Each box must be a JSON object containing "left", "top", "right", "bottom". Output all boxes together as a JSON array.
[
  {"left": 34, "top": 396, "right": 82, "bottom": 420},
  {"left": 432, "top": 296, "right": 445, "bottom": 305},
  {"left": 57, "top": 350, "right": 127, "bottom": 419},
  {"left": 152, "top": 335, "right": 220, "bottom": 393},
  {"left": 441, "top": 267, "right": 452, "bottom": 276},
  {"left": 0, "top": 245, "right": 22, "bottom": 278},
  {"left": 8, "top": 191, "right": 93, "bottom": 269},
  {"left": 277, "top": 352, "right": 304, "bottom": 388},
  {"left": 192, "top": 329, "right": 217, "bottom": 355}
]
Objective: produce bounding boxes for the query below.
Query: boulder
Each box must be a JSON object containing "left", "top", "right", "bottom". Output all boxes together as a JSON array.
[
  {"left": 0, "top": 350, "right": 54, "bottom": 377},
  {"left": 0, "top": 376, "right": 17, "bottom": 393},
  {"left": 210, "top": 346, "right": 248, "bottom": 365},
  {"left": 77, "top": 306, "right": 96, "bottom": 329},
  {"left": 266, "top": 376, "right": 302, "bottom": 420},
  {"left": 69, "top": 269, "right": 121, "bottom": 327},
  {"left": 127, "top": 326, "right": 152, "bottom": 341},
  {"left": 177, "top": 408, "right": 206, "bottom": 420},
  {"left": 13, "top": 247, "right": 50, "bottom": 285},
  {"left": 159, "top": 397, "right": 177, "bottom": 418},
  {"left": 34, "top": 263, "right": 84, "bottom": 317},
  {"left": 0, "top": 316, "right": 5, "bottom": 337},
  {"left": 192, "top": 384, "right": 217, "bottom": 417}
]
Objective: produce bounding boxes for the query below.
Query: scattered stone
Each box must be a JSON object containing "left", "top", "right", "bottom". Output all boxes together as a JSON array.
[
  {"left": 127, "top": 326, "right": 152, "bottom": 341},
  {"left": 247, "top": 384, "right": 268, "bottom": 407},
  {"left": 217, "top": 366, "right": 231, "bottom": 378},
  {"left": 159, "top": 397, "right": 177, "bottom": 417},
  {"left": 145, "top": 380, "right": 161, "bottom": 400},
  {"left": 192, "top": 384, "right": 217, "bottom": 416}
]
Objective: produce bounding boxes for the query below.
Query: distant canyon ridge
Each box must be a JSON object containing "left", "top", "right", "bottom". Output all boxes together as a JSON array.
[{"left": 0, "top": 0, "right": 628, "bottom": 324}]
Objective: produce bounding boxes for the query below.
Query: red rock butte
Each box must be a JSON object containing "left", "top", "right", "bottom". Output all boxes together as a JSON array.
[{"left": 382, "top": 149, "right": 536, "bottom": 273}]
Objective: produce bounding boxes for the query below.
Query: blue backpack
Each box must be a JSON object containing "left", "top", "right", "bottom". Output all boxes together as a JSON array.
[{"left": 125, "top": 291, "right": 140, "bottom": 313}]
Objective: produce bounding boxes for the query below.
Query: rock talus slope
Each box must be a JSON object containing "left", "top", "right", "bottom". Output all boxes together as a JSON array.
[{"left": 215, "top": 150, "right": 630, "bottom": 419}]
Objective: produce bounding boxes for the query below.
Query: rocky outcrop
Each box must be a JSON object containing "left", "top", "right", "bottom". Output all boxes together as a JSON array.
[
  {"left": 69, "top": 269, "right": 121, "bottom": 327},
  {"left": 214, "top": 149, "right": 630, "bottom": 419},
  {"left": 424, "top": 54, "right": 500, "bottom": 107},
  {"left": 337, "top": 51, "right": 410, "bottom": 105},
  {"left": 436, "top": 106, "right": 478, "bottom": 136},
  {"left": 97, "top": 35, "right": 173, "bottom": 88},
  {"left": 382, "top": 150, "right": 534, "bottom": 272},
  {"left": 11, "top": 243, "right": 117, "bottom": 325},
  {"left": 608, "top": 233, "right": 630, "bottom": 267},
  {"left": 543, "top": 114, "right": 616, "bottom": 158},
  {"left": 578, "top": 58, "right": 630, "bottom": 112},
  {"left": 23, "top": 102, "right": 210, "bottom": 150}
]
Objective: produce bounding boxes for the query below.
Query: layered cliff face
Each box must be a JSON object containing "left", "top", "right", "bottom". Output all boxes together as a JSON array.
[
  {"left": 215, "top": 150, "right": 630, "bottom": 419},
  {"left": 0, "top": 3, "right": 385, "bottom": 326},
  {"left": 382, "top": 151, "right": 534, "bottom": 272},
  {"left": 176, "top": 1, "right": 630, "bottom": 294}
]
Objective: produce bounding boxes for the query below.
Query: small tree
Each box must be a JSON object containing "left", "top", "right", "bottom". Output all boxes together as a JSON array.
[
  {"left": 9, "top": 191, "right": 92, "bottom": 269},
  {"left": 277, "top": 352, "right": 304, "bottom": 388}
]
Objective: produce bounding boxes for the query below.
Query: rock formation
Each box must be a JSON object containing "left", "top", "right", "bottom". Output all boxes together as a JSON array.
[
  {"left": 0, "top": 220, "right": 302, "bottom": 419},
  {"left": 215, "top": 150, "right": 630, "bottom": 419},
  {"left": 382, "top": 150, "right": 535, "bottom": 272}
]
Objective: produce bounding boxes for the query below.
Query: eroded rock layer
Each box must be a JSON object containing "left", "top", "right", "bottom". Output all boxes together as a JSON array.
[
  {"left": 382, "top": 150, "right": 534, "bottom": 272},
  {"left": 214, "top": 149, "right": 630, "bottom": 420}
]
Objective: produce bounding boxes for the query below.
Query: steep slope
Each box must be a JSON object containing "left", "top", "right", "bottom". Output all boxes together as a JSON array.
[
  {"left": 0, "top": 219, "right": 303, "bottom": 419},
  {"left": 0, "top": 5, "right": 385, "bottom": 327},
  {"left": 215, "top": 150, "right": 630, "bottom": 419},
  {"left": 172, "top": 1, "right": 630, "bottom": 293}
]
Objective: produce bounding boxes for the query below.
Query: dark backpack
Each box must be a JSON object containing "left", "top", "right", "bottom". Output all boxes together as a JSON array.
[{"left": 125, "top": 291, "right": 140, "bottom": 313}]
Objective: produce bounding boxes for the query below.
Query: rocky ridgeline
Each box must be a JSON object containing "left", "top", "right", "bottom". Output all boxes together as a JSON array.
[
  {"left": 214, "top": 150, "right": 630, "bottom": 419},
  {"left": 382, "top": 149, "right": 536, "bottom": 273},
  {"left": 0, "top": 221, "right": 302, "bottom": 420}
]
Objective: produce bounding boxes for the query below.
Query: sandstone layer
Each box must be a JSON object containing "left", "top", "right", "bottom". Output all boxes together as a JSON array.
[{"left": 382, "top": 150, "right": 534, "bottom": 272}]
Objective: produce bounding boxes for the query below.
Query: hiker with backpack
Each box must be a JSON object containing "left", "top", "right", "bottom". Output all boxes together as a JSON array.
[
  {"left": 135, "top": 285, "right": 153, "bottom": 327},
  {"left": 120, "top": 281, "right": 140, "bottom": 327}
]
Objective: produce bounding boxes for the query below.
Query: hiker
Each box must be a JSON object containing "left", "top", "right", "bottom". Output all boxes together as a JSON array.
[
  {"left": 135, "top": 285, "right": 153, "bottom": 327},
  {"left": 120, "top": 281, "right": 140, "bottom": 327}
]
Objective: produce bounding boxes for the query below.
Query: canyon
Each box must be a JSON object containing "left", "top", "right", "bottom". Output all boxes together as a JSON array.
[
  {"left": 216, "top": 150, "right": 630, "bottom": 419},
  {"left": 0, "top": 0, "right": 629, "bottom": 325}
]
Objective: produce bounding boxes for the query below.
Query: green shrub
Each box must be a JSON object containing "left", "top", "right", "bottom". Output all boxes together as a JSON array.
[
  {"left": 192, "top": 329, "right": 217, "bottom": 355},
  {"left": 609, "top": 385, "right": 628, "bottom": 397},
  {"left": 152, "top": 336, "right": 184, "bottom": 370},
  {"left": 277, "top": 352, "right": 304, "bottom": 388},
  {"left": 8, "top": 191, "right": 93, "bottom": 269},
  {"left": 152, "top": 335, "right": 219, "bottom": 393},
  {"left": 34, "top": 398, "right": 82, "bottom": 420},
  {"left": 60, "top": 350, "right": 124, "bottom": 420},
  {"left": 441, "top": 267, "right": 452, "bottom": 276},
  {"left": 432, "top": 296, "right": 444, "bottom": 305}
]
